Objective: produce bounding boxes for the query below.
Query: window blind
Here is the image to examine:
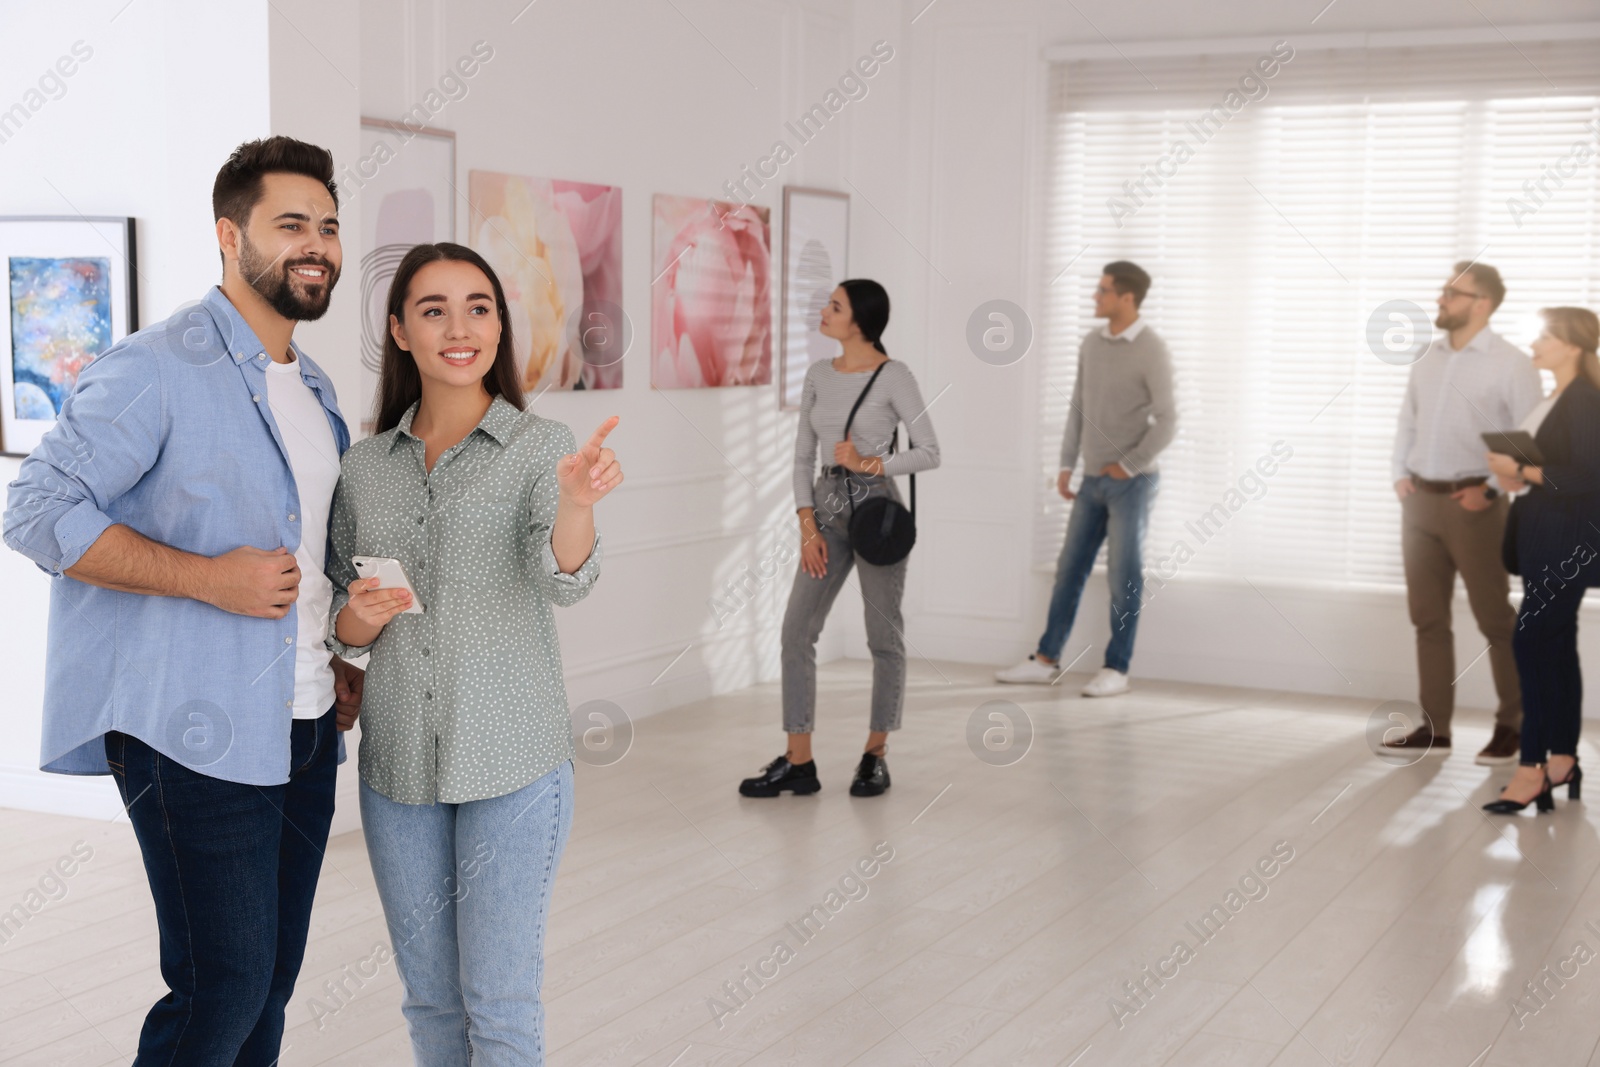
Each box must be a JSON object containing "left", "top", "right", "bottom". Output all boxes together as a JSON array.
[{"left": 1038, "top": 37, "right": 1600, "bottom": 590}]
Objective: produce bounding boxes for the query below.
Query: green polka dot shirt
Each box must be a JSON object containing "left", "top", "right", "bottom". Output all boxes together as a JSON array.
[{"left": 326, "top": 396, "right": 600, "bottom": 804}]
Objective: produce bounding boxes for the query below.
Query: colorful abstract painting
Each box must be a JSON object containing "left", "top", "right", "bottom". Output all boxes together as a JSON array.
[
  {"left": 8, "top": 256, "right": 112, "bottom": 419},
  {"left": 469, "top": 171, "right": 623, "bottom": 392},
  {"left": 652, "top": 194, "right": 772, "bottom": 389}
]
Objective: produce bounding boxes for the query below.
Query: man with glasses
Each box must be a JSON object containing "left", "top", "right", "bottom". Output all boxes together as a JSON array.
[{"left": 1386, "top": 261, "right": 1541, "bottom": 763}]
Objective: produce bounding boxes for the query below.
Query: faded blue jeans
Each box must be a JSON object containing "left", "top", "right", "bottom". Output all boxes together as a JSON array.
[
  {"left": 1037, "top": 472, "right": 1159, "bottom": 674},
  {"left": 361, "top": 759, "right": 575, "bottom": 1065}
]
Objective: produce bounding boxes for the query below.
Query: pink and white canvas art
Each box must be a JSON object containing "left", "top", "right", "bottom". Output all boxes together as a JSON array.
[
  {"left": 651, "top": 194, "right": 772, "bottom": 389},
  {"left": 469, "top": 171, "right": 623, "bottom": 392}
]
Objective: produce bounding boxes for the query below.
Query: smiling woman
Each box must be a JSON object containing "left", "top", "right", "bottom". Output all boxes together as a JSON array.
[{"left": 326, "top": 240, "right": 622, "bottom": 1061}]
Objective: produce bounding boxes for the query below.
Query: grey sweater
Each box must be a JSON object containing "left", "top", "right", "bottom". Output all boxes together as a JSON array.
[
  {"left": 793, "top": 358, "right": 942, "bottom": 508},
  {"left": 1059, "top": 322, "right": 1176, "bottom": 476}
]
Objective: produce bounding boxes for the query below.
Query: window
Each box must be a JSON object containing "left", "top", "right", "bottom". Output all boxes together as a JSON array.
[{"left": 1038, "top": 37, "right": 1600, "bottom": 590}]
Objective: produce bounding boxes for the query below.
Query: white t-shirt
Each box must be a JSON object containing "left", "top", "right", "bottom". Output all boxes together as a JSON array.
[{"left": 265, "top": 356, "right": 341, "bottom": 719}]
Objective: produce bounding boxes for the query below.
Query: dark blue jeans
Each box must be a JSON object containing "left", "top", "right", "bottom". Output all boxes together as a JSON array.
[
  {"left": 1037, "top": 472, "right": 1158, "bottom": 673},
  {"left": 105, "top": 709, "right": 338, "bottom": 1066}
]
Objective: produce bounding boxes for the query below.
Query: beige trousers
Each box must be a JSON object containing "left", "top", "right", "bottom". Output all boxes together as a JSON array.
[{"left": 1400, "top": 491, "right": 1522, "bottom": 735}]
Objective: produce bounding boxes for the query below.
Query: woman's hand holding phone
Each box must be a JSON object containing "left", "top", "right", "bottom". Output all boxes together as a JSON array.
[
  {"left": 334, "top": 577, "right": 413, "bottom": 650},
  {"left": 347, "top": 577, "right": 412, "bottom": 630}
]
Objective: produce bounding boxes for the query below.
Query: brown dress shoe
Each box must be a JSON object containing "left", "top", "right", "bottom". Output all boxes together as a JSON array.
[
  {"left": 1475, "top": 725, "right": 1520, "bottom": 766},
  {"left": 1382, "top": 727, "right": 1450, "bottom": 752}
]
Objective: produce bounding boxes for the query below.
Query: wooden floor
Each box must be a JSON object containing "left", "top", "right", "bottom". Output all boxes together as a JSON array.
[{"left": 4, "top": 659, "right": 1600, "bottom": 1066}]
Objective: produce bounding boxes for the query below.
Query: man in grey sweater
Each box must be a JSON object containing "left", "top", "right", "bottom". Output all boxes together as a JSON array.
[{"left": 997, "top": 261, "right": 1176, "bottom": 695}]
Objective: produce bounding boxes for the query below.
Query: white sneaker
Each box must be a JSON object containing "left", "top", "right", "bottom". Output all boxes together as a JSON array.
[
  {"left": 995, "top": 655, "right": 1059, "bottom": 684},
  {"left": 1081, "top": 668, "right": 1130, "bottom": 697}
]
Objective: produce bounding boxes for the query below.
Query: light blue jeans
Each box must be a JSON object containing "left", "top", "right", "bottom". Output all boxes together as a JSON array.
[
  {"left": 360, "top": 760, "right": 575, "bottom": 1066},
  {"left": 1037, "top": 472, "right": 1158, "bottom": 673}
]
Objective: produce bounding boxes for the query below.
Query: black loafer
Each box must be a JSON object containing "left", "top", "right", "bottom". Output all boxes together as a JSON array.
[
  {"left": 849, "top": 752, "right": 890, "bottom": 797},
  {"left": 739, "top": 756, "right": 820, "bottom": 797}
]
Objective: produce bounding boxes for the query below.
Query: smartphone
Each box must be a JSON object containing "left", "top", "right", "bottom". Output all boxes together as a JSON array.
[{"left": 352, "top": 555, "right": 424, "bottom": 614}]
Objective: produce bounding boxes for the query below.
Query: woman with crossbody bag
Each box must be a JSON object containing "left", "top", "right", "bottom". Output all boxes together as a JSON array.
[{"left": 739, "top": 279, "right": 942, "bottom": 799}]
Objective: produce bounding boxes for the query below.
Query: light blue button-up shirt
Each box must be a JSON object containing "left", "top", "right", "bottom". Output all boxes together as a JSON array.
[{"left": 3, "top": 286, "right": 351, "bottom": 784}]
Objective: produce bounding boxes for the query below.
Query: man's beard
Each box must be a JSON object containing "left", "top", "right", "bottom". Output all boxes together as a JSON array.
[
  {"left": 1435, "top": 308, "right": 1466, "bottom": 331},
  {"left": 239, "top": 232, "right": 340, "bottom": 321}
]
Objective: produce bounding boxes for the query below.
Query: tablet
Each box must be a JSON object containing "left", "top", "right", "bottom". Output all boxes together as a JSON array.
[{"left": 1481, "top": 430, "right": 1546, "bottom": 468}]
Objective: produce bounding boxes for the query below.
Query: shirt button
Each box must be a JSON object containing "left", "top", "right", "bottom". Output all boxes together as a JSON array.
[
  {"left": 285, "top": 700, "right": 293, "bottom": 709},
  {"left": 288, "top": 513, "right": 297, "bottom": 522},
  {"left": 257, "top": 353, "right": 266, "bottom": 361},
  {"left": 424, "top": 691, "right": 433, "bottom": 701},
  {"left": 252, "top": 394, "right": 261, "bottom": 403},
  {"left": 422, "top": 648, "right": 430, "bottom": 657},
  {"left": 284, "top": 636, "right": 293, "bottom": 645},
  {"left": 417, "top": 516, "right": 426, "bottom": 525}
]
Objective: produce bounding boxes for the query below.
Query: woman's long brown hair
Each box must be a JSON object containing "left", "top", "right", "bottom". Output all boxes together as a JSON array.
[{"left": 373, "top": 242, "right": 524, "bottom": 433}]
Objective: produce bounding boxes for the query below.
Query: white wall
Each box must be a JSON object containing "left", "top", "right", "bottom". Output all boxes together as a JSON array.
[
  {"left": 4, "top": 0, "right": 1599, "bottom": 818},
  {"left": 0, "top": 0, "right": 272, "bottom": 815}
]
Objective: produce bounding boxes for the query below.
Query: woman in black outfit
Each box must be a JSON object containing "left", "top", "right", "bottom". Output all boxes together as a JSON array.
[{"left": 1483, "top": 307, "right": 1600, "bottom": 814}]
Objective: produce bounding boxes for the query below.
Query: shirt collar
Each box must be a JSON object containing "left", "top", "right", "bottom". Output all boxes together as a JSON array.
[
  {"left": 201, "top": 285, "right": 316, "bottom": 378},
  {"left": 1444, "top": 326, "right": 1496, "bottom": 356},
  {"left": 1100, "top": 317, "right": 1147, "bottom": 342},
  {"left": 390, "top": 395, "right": 522, "bottom": 451}
]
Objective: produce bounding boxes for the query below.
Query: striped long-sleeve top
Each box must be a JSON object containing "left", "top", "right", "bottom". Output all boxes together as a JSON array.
[{"left": 792, "top": 357, "right": 942, "bottom": 509}]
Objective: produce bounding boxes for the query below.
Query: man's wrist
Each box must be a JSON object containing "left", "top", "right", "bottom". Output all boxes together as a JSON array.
[{"left": 177, "top": 550, "right": 216, "bottom": 606}]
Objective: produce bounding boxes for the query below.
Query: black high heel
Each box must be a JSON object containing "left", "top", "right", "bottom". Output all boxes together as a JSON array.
[
  {"left": 1482, "top": 772, "right": 1554, "bottom": 814},
  {"left": 1552, "top": 758, "right": 1583, "bottom": 800}
]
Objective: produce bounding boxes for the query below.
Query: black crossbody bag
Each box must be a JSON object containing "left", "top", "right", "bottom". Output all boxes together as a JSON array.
[{"left": 841, "top": 362, "right": 917, "bottom": 566}]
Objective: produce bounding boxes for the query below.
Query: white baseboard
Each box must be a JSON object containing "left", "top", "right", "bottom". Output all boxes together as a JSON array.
[{"left": 0, "top": 766, "right": 124, "bottom": 820}]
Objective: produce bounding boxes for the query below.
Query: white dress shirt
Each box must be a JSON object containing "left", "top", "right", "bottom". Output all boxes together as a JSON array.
[
  {"left": 1392, "top": 326, "right": 1543, "bottom": 482},
  {"left": 1099, "top": 317, "right": 1148, "bottom": 342}
]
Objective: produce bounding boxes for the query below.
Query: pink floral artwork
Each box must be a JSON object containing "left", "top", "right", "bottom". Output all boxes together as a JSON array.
[
  {"left": 469, "top": 171, "right": 623, "bottom": 391},
  {"left": 652, "top": 194, "right": 772, "bottom": 389}
]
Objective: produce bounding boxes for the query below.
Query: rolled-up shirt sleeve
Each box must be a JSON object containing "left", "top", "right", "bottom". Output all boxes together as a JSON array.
[
  {"left": 529, "top": 424, "right": 601, "bottom": 607},
  {"left": 3, "top": 344, "right": 164, "bottom": 576},
  {"left": 323, "top": 470, "right": 373, "bottom": 659}
]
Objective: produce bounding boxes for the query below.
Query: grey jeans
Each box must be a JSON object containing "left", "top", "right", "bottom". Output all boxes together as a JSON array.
[{"left": 781, "top": 471, "right": 908, "bottom": 734}]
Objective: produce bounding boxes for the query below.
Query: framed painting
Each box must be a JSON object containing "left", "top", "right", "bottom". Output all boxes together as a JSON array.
[
  {"left": 356, "top": 118, "right": 456, "bottom": 432},
  {"left": 651, "top": 193, "right": 772, "bottom": 389},
  {"left": 0, "top": 215, "right": 137, "bottom": 456},
  {"left": 468, "top": 170, "right": 624, "bottom": 393},
  {"left": 779, "top": 187, "right": 848, "bottom": 410}
]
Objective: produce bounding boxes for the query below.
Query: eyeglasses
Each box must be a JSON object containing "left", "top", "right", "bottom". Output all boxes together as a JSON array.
[{"left": 1439, "top": 287, "right": 1485, "bottom": 301}]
